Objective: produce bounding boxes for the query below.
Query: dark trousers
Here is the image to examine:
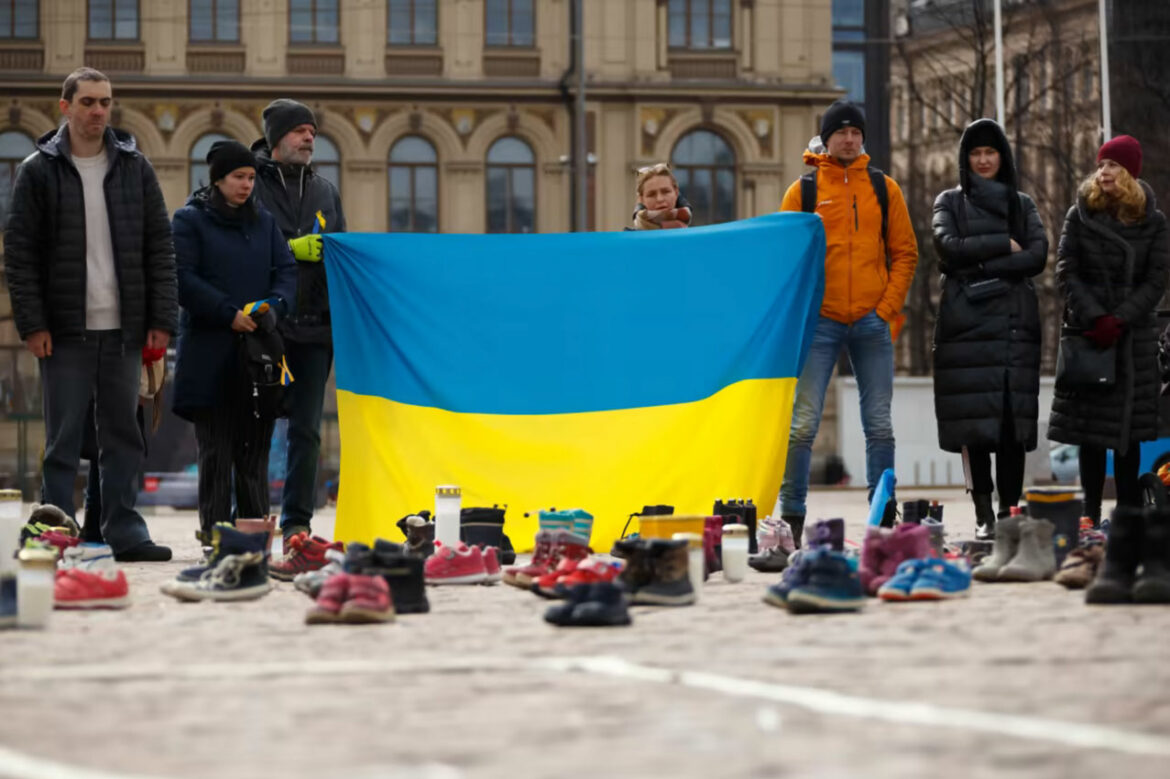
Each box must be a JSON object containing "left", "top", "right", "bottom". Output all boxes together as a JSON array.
[
  {"left": 82, "top": 401, "right": 147, "bottom": 543},
  {"left": 40, "top": 330, "right": 149, "bottom": 554},
  {"left": 1080, "top": 442, "right": 1142, "bottom": 517},
  {"left": 193, "top": 376, "right": 276, "bottom": 534},
  {"left": 968, "top": 446, "right": 1026, "bottom": 509},
  {"left": 280, "top": 340, "right": 332, "bottom": 532}
]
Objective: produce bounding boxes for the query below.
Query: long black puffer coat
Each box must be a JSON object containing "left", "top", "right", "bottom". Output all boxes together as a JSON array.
[
  {"left": 932, "top": 119, "right": 1049, "bottom": 453},
  {"left": 1049, "top": 180, "right": 1169, "bottom": 449},
  {"left": 3, "top": 125, "right": 178, "bottom": 343}
]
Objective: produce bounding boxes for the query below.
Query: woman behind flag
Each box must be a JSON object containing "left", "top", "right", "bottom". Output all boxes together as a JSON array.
[
  {"left": 1049, "top": 135, "right": 1169, "bottom": 523},
  {"left": 627, "top": 163, "right": 692, "bottom": 230},
  {"left": 171, "top": 140, "right": 297, "bottom": 543},
  {"left": 931, "top": 119, "right": 1048, "bottom": 540}
]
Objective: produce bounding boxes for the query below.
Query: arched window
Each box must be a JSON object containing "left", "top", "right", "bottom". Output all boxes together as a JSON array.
[
  {"left": 388, "top": 135, "right": 438, "bottom": 233},
  {"left": 671, "top": 129, "right": 736, "bottom": 225},
  {"left": 485, "top": 136, "right": 535, "bottom": 234},
  {"left": 189, "top": 132, "right": 232, "bottom": 193},
  {"left": 0, "top": 131, "right": 37, "bottom": 228},
  {"left": 314, "top": 133, "right": 340, "bottom": 192}
]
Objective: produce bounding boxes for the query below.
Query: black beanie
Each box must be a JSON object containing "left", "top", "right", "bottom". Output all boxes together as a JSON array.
[
  {"left": 207, "top": 140, "right": 256, "bottom": 183},
  {"left": 964, "top": 122, "right": 1008, "bottom": 155},
  {"left": 262, "top": 99, "right": 317, "bottom": 151},
  {"left": 820, "top": 100, "right": 867, "bottom": 144}
]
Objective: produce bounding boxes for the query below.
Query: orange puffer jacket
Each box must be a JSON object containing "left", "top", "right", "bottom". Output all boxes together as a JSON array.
[{"left": 781, "top": 151, "right": 918, "bottom": 324}]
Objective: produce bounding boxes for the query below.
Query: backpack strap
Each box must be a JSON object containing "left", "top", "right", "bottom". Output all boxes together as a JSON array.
[
  {"left": 800, "top": 171, "right": 817, "bottom": 214},
  {"left": 867, "top": 166, "right": 891, "bottom": 267}
]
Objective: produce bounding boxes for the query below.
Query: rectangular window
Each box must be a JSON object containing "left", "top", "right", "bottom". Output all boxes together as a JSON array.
[
  {"left": 290, "top": 0, "right": 338, "bottom": 44},
  {"left": 832, "top": 0, "right": 865, "bottom": 42},
  {"left": 485, "top": 0, "right": 533, "bottom": 48},
  {"left": 89, "top": 0, "right": 137, "bottom": 41},
  {"left": 832, "top": 50, "right": 866, "bottom": 105},
  {"left": 388, "top": 0, "right": 436, "bottom": 46},
  {"left": 190, "top": 0, "right": 238, "bottom": 43},
  {"left": 667, "top": 0, "right": 732, "bottom": 50},
  {"left": 0, "top": 0, "right": 38, "bottom": 39}
]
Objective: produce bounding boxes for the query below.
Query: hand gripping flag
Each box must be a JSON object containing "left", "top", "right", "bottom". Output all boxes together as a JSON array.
[{"left": 323, "top": 213, "right": 826, "bottom": 550}]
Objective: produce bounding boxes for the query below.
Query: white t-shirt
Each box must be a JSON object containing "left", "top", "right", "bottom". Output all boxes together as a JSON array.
[{"left": 73, "top": 148, "right": 121, "bottom": 331}]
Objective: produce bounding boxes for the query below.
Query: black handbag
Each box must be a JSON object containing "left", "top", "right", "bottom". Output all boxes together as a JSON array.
[{"left": 1056, "top": 329, "right": 1117, "bottom": 388}]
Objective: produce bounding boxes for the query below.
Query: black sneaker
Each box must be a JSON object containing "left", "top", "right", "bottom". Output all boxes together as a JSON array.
[
  {"left": 178, "top": 524, "right": 267, "bottom": 582},
  {"left": 353, "top": 542, "right": 430, "bottom": 614},
  {"left": 161, "top": 552, "right": 272, "bottom": 602},
  {"left": 114, "top": 540, "right": 173, "bottom": 563},
  {"left": 568, "top": 582, "right": 632, "bottom": 627}
]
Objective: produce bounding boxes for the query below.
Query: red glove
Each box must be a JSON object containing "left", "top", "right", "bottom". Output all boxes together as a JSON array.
[
  {"left": 1085, "top": 315, "right": 1124, "bottom": 348},
  {"left": 142, "top": 346, "right": 166, "bottom": 365}
]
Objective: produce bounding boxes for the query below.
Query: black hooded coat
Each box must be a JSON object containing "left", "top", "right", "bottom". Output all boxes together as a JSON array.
[
  {"left": 931, "top": 119, "right": 1049, "bottom": 453},
  {"left": 1048, "top": 179, "right": 1169, "bottom": 450}
]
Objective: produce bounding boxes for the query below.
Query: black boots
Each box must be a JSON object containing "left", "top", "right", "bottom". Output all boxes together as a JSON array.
[
  {"left": 781, "top": 515, "right": 805, "bottom": 549},
  {"left": 459, "top": 506, "right": 516, "bottom": 565},
  {"left": 617, "top": 538, "right": 695, "bottom": 606},
  {"left": 1135, "top": 507, "right": 1170, "bottom": 603},
  {"left": 972, "top": 493, "right": 996, "bottom": 541},
  {"left": 1086, "top": 506, "right": 1144, "bottom": 604}
]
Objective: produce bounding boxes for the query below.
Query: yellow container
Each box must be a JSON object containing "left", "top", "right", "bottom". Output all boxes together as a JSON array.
[{"left": 638, "top": 514, "right": 707, "bottom": 539}]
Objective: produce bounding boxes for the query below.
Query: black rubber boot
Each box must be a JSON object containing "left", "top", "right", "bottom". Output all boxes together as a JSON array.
[
  {"left": 1134, "top": 507, "right": 1170, "bottom": 603},
  {"left": 1086, "top": 506, "right": 1144, "bottom": 604},
  {"left": 782, "top": 515, "right": 805, "bottom": 549},
  {"left": 972, "top": 493, "right": 996, "bottom": 541}
]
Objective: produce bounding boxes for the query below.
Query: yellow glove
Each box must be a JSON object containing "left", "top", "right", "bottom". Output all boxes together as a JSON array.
[{"left": 288, "top": 234, "right": 323, "bottom": 262}]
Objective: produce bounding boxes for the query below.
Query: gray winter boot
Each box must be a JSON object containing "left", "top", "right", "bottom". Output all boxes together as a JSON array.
[
  {"left": 997, "top": 518, "right": 1057, "bottom": 582},
  {"left": 972, "top": 514, "right": 1022, "bottom": 582}
]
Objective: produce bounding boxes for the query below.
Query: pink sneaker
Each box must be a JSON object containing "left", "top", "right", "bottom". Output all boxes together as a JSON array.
[
  {"left": 54, "top": 568, "right": 130, "bottom": 609},
  {"left": 424, "top": 542, "right": 488, "bottom": 585},
  {"left": 481, "top": 546, "right": 502, "bottom": 585}
]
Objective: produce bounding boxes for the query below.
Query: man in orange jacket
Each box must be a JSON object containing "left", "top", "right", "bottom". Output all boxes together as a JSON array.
[{"left": 776, "top": 100, "right": 918, "bottom": 544}]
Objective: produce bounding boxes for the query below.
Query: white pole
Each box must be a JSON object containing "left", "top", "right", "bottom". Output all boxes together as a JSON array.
[
  {"left": 1098, "top": 0, "right": 1112, "bottom": 140},
  {"left": 994, "top": 0, "right": 1005, "bottom": 128}
]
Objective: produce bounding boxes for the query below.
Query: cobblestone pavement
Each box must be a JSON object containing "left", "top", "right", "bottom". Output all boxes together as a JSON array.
[{"left": 2, "top": 488, "right": 1169, "bottom": 779}]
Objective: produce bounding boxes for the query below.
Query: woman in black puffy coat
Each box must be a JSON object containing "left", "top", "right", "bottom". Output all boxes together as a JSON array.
[
  {"left": 1049, "top": 135, "right": 1169, "bottom": 522},
  {"left": 932, "top": 119, "right": 1048, "bottom": 539}
]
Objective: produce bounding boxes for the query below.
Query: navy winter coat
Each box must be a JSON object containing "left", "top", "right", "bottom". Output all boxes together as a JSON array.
[{"left": 171, "top": 190, "right": 297, "bottom": 421}]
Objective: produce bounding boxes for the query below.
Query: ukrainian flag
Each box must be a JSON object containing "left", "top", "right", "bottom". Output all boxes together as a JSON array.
[{"left": 323, "top": 213, "right": 825, "bottom": 550}]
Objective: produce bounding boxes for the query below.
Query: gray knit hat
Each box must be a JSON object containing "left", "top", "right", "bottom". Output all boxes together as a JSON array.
[{"left": 261, "top": 99, "right": 317, "bottom": 150}]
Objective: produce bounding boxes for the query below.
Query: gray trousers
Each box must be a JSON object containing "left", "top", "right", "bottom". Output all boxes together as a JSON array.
[{"left": 40, "top": 330, "right": 149, "bottom": 554}]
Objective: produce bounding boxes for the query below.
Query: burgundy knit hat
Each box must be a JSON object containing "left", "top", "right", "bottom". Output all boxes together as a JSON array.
[{"left": 1097, "top": 134, "right": 1142, "bottom": 179}]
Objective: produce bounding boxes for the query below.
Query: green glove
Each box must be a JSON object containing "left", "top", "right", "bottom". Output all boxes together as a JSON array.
[{"left": 288, "top": 234, "right": 323, "bottom": 262}]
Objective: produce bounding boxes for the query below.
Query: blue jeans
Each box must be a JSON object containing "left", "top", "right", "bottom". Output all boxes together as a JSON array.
[
  {"left": 779, "top": 311, "right": 895, "bottom": 517},
  {"left": 40, "top": 331, "right": 150, "bottom": 553},
  {"left": 280, "top": 340, "right": 333, "bottom": 533}
]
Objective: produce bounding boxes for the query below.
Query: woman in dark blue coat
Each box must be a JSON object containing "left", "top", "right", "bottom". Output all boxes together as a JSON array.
[{"left": 172, "top": 140, "right": 297, "bottom": 541}]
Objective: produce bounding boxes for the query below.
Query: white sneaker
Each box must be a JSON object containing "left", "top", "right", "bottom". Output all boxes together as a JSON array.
[
  {"left": 293, "top": 548, "right": 346, "bottom": 598},
  {"left": 58, "top": 543, "right": 117, "bottom": 573}
]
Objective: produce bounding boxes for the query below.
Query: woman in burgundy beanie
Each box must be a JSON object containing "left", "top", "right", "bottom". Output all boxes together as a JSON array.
[{"left": 1049, "top": 134, "right": 1169, "bottom": 525}]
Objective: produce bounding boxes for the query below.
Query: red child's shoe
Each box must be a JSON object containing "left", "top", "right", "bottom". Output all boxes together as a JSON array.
[
  {"left": 270, "top": 533, "right": 344, "bottom": 581},
  {"left": 340, "top": 574, "right": 395, "bottom": 623},
  {"left": 54, "top": 568, "right": 130, "bottom": 609},
  {"left": 305, "top": 573, "right": 350, "bottom": 625},
  {"left": 424, "top": 542, "right": 488, "bottom": 585},
  {"left": 481, "top": 546, "right": 502, "bottom": 585}
]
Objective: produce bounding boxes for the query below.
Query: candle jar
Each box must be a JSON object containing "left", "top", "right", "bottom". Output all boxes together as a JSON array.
[
  {"left": 722, "top": 523, "right": 749, "bottom": 583},
  {"left": 434, "top": 485, "right": 462, "bottom": 548},
  {"left": 672, "top": 532, "right": 704, "bottom": 600},
  {"left": 17, "top": 546, "right": 57, "bottom": 629},
  {"left": 0, "top": 489, "right": 21, "bottom": 577}
]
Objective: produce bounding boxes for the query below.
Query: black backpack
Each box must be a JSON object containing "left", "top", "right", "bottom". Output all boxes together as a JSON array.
[
  {"left": 800, "top": 166, "right": 891, "bottom": 265},
  {"left": 237, "top": 308, "right": 289, "bottom": 421}
]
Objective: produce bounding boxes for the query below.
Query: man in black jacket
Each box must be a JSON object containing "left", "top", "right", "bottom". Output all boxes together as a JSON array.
[
  {"left": 4, "top": 68, "right": 178, "bottom": 561},
  {"left": 249, "top": 99, "right": 346, "bottom": 544}
]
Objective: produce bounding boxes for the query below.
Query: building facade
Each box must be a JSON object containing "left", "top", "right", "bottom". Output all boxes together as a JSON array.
[{"left": 0, "top": 0, "right": 842, "bottom": 495}]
